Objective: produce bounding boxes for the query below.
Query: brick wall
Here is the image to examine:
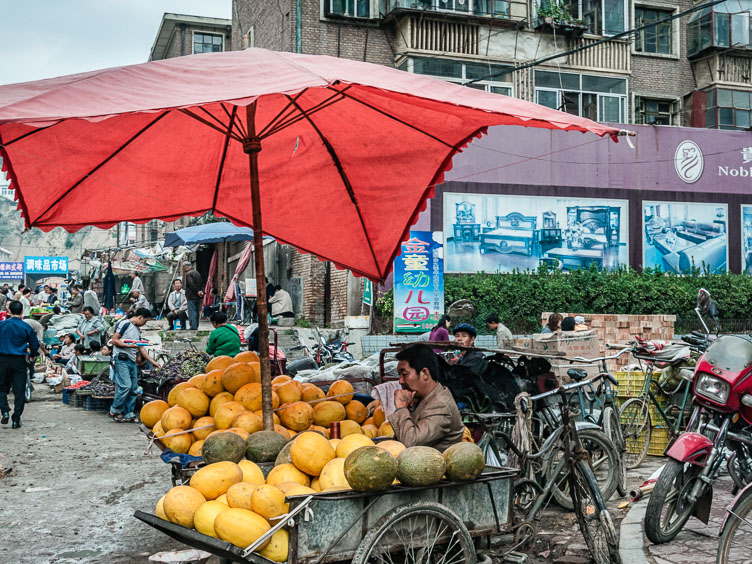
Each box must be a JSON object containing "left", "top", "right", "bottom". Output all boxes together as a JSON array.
[{"left": 329, "top": 267, "right": 349, "bottom": 323}]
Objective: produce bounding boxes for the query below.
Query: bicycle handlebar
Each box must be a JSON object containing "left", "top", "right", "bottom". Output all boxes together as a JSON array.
[{"left": 569, "top": 347, "right": 631, "bottom": 364}]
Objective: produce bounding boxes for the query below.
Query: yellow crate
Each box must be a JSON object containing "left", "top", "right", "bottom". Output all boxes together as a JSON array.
[
  {"left": 615, "top": 370, "right": 648, "bottom": 398},
  {"left": 648, "top": 427, "right": 671, "bottom": 457}
]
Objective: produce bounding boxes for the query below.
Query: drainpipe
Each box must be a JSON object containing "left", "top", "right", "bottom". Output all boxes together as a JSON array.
[{"left": 296, "top": 0, "right": 302, "bottom": 53}]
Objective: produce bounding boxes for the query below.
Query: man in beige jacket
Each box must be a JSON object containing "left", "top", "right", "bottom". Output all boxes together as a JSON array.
[{"left": 388, "top": 343, "right": 464, "bottom": 452}]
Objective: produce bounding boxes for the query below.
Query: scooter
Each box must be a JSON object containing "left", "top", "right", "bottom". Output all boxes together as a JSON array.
[
  {"left": 286, "top": 327, "right": 355, "bottom": 377},
  {"left": 645, "top": 289, "right": 752, "bottom": 544}
]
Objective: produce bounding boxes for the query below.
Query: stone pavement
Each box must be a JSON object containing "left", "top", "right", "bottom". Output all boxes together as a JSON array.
[{"left": 619, "top": 458, "right": 736, "bottom": 564}]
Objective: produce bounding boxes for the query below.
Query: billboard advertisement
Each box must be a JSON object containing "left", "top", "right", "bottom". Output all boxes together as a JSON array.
[
  {"left": 0, "top": 262, "right": 24, "bottom": 280},
  {"left": 24, "top": 256, "right": 69, "bottom": 275},
  {"left": 744, "top": 205, "right": 752, "bottom": 274},
  {"left": 443, "top": 193, "right": 629, "bottom": 273},
  {"left": 643, "top": 202, "right": 728, "bottom": 274},
  {"left": 393, "top": 231, "right": 444, "bottom": 334}
]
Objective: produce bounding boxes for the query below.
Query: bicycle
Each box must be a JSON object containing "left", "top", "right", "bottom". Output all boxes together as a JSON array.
[{"left": 717, "top": 483, "right": 752, "bottom": 562}]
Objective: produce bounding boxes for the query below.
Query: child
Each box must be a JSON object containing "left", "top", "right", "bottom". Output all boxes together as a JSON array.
[
  {"left": 53, "top": 334, "right": 76, "bottom": 363},
  {"left": 65, "top": 344, "right": 86, "bottom": 374}
]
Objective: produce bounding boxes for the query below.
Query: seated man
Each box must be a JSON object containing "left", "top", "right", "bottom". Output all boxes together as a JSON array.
[
  {"left": 388, "top": 343, "right": 464, "bottom": 451},
  {"left": 448, "top": 323, "right": 488, "bottom": 376}
]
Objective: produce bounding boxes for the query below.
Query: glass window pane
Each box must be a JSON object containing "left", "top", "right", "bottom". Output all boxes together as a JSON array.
[
  {"left": 700, "top": 15, "right": 713, "bottom": 50},
  {"left": 707, "top": 89, "right": 716, "bottom": 107},
  {"left": 734, "top": 90, "right": 751, "bottom": 109},
  {"left": 536, "top": 90, "right": 558, "bottom": 109},
  {"left": 465, "top": 62, "right": 509, "bottom": 80},
  {"left": 718, "top": 88, "right": 733, "bottom": 106},
  {"left": 535, "top": 71, "right": 580, "bottom": 90},
  {"left": 715, "top": 13, "right": 730, "bottom": 47},
  {"left": 736, "top": 109, "right": 751, "bottom": 129},
  {"left": 719, "top": 107, "right": 735, "bottom": 125},
  {"left": 413, "top": 58, "right": 463, "bottom": 78},
  {"left": 646, "top": 100, "right": 659, "bottom": 112},
  {"left": 582, "top": 0, "right": 601, "bottom": 34},
  {"left": 581, "top": 74, "right": 626, "bottom": 94},
  {"left": 582, "top": 93, "right": 598, "bottom": 120},
  {"left": 604, "top": 0, "right": 625, "bottom": 34},
  {"left": 357, "top": 0, "right": 369, "bottom": 16},
  {"left": 490, "top": 85, "right": 512, "bottom": 96},
  {"left": 599, "top": 95, "right": 622, "bottom": 122},
  {"left": 732, "top": 13, "right": 750, "bottom": 46},
  {"left": 706, "top": 108, "right": 717, "bottom": 128},
  {"left": 562, "top": 91, "right": 580, "bottom": 115}
]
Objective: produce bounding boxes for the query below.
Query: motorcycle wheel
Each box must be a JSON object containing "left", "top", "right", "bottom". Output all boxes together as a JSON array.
[
  {"left": 619, "top": 398, "right": 651, "bottom": 470},
  {"left": 644, "top": 459, "right": 702, "bottom": 544},
  {"left": 717, "top": 483, "right": 752, "bottom": 563}
]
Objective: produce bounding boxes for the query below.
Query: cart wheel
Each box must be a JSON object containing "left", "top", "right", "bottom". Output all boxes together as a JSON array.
[
  {"left": 514, "top": 478, "right": 543, "bottom": 515},
  {"left": 513, "top": 521, "right": 537, "bottom": 553},
  {"left": 351, "top": 501, "right": 477, "bottom": 564}
]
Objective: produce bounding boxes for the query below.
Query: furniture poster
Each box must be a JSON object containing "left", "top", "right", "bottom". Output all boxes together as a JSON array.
[
  {"left": 643, "top": 201, "right": 728, "bottom": 274},
  {"left": 443, "top": 193, "right": 629, "bottom": 274}
]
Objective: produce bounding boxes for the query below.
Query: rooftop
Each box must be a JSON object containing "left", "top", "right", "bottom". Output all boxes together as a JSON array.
[{"left": 149, "top": 12, "right": 232, "bottom": 61}]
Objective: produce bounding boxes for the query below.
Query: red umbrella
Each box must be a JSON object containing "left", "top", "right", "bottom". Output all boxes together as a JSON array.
[
  {"left": 0, "top": 48, "right": 625, "bottom": 430},
  {"left": 202, "top": 248, "right": 217, "bottom": 308}
]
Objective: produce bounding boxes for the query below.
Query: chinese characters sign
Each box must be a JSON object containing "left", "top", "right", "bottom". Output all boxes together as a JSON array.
[
  {"left": 24, "top": 256, "right": 69, "bottom": 275},
  {"left": 0, "top": 262, "right": 24, "bottom": 280},
  {"left": 394, "top": 231, "right": 444, "bottom": 333}
]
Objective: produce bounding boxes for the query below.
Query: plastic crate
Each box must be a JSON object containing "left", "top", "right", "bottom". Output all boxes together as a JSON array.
[
  {"left": 73, "top": 390, "right": 90, "bottom": 408},
  {"left": 615, "top": 370, "right": 648, "bottom": 398},
  {"left": 61, "top": 389, "right": 73, "bottom": 405},
  {"left": 647, "top": 427, "right": 671, "bottom": 456},
  {"left": 84, "top": 396, "right": 113, "bottom": 411}
]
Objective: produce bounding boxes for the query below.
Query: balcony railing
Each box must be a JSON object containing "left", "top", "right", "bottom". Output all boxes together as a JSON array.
[{"left": 381, "top": 0, "right": 511, "bottom": 20}]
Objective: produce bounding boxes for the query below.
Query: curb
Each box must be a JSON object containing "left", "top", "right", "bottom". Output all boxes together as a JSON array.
[{"left": 619, "top": 498, "right": 651, "bottom": 564}]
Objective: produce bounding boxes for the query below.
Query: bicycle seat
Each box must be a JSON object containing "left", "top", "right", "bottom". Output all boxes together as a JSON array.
[{"left": 567, "top": 368, "right": 588, "bottom": 382}]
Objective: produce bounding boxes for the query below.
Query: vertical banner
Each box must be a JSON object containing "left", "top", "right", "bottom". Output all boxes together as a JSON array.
[{"left": 394, "top": 231, "right": 444, "bottom": 333}]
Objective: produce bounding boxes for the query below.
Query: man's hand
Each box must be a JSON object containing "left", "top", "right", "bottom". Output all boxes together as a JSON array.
[
  {"left": 198, "top": 291, "right": 204, "bottom": 297},
  {"left": 394, "top": 389, "right": 415, "bottom": 410},
  {"left": 448, "top": 356, "right": 460, "bottom": 365}
]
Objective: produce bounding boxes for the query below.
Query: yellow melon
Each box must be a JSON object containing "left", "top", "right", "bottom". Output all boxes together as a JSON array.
[
  {"left": 378, "top": 421, "right": 394, "bottom": 437},
  {"left": 339, "top": 420, "right": 363, "bottom": 437},
  {"left": 161, "top": 405, "right": 193, "bottom": 431},
  {"left": 310, "top": 424, "right": 329, "bottom": 435},
  {"left": 259, "top": 528, "right": 289, "bottom": 562},
  {"left": 363, "top": 416, "right": 375, "bottom": 427},
  {"left": 238, "top": 460, "right": 265, "bottom": 484},
  {"left": 163, "top": 485, "right": 206, "bottom": 528},
  {"left": 177, "top": 387, "right": 211, "bottom": 418},
  {"left": 206, "top": 355, "right": 236, "bottom": 374},
  {"left": 251, "top": 484, "right": 288, "bottom": 520},
  {"left": 327, "top": 380, "right": 354, "bottom": 405},
  {"left": 335, "top": 434, "right": 374, "bottom": 458},
  {"left": 235, "top": 382, "right": 263, "bottom": 411},
  {"left": 301, "top": 383, "right": 326, "bottom": 403},
  {"left": 226, "top": 481, "right": 257, "bottom": 510},
  {"left": 290, "top": 431, "right": 335, "bottom": 476},
  {"left": 345, "top": 400, "right": 367, "bottom": 424},
  {"left": 222, "top": 363, "right": 255, "bottom": 394},
  {"left": 202, "top": 369, "right": 225, "bottom": 397},
  {"left": 210, "top": 391, "right": 235, "bottom": 417},
  {"left": 310, "top": 477, "right": 321, "bottom": 492},
  {"left": 194, "top": 500, "right": 227, "bottom": 538},
  {"left": 362, "top": 424, "right": 378, "bottom": 439},
  {"left": 229, "top": 427, "right": 253, "bottom": 441},
  {"left": 463, "top": 426, "right": 474, "bottom": 443},
  {"left": 373, "top": 406, "right": 386, "bottom": 427},
  {"left": 313, "top": 401, "right": 346, "bottom": 428},
  {"left": 190, "top": 461, "right": 243, "bottom": 500},
  {"left": 168, "top": 382, "right": 195, "bottom": 407},
  {"left": 276, "top": 482, "right": 316, "bottom": 496},
  {"left": 160, "top": 429, "right": 193, "bottom": 454},
  {"left": 187, "top": 373, "right": 206, "bottom": 389},
  {"left": 279, "top": 401, "right": 314, "bottom": 432},
  {"left": 214, "top": 507, "right": 271, "bottom": 550},
  {"left": 155, "top": 495, "right": 167, "bottom": 520},
  {"left": 248, "top": 362, "right": 262, "bottom": 383},
  {"left": 274, "top": 425, "right": 291, "bottom": 440},
  {"left": 377, "top": 440, "right": 406, "bottom": 459},
  {"left": 188, "top": 439, "right": 204, "bottom": 457},
  {"left": 319, "top": 457, "right": 350, "bottom": 491},
  {"left": 232, "top": 411, "right": 263, "bottom": 435},
  {"left": 266, "top": 463, "right": 310, "bottom": 488},
  {"left": 140, "top": 400, "right": 169, "bottom": 428},
  {"left": 329, "top": 438, "right": 341, "bottom": 450},
  {"left": 214, "top": 401, "right": 247, "bottom": 429},
  {"left": 216, "top": 493, "right": 228, "bottom": 505},
  {"left": 272, "top": 375, "right": 291, "bottom": 385},
  {"left": 192, "top": 416, "right": 216, "bottom": 440},
  {"left": 234, "top": 350, "right": 260, "bottom": 364},
  {"left": 152, "top": 420, "right": 165, "bottom": 437},
  {"left": 254, "top": 410, "right": 280, "bottom": 425},
  {"left": 277, "top": 380, "right": 303, "bottom": 404}
]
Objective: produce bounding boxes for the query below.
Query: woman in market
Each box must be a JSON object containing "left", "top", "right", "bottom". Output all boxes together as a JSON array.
[
  {"left": 76, "top": 306, "right": 105, "bottom": 348},
  {"left": 428, "top": 314, "right": 451, "bottom": 353},
  {"left": 52, "top": 333, "right": 76, "bottom": 363},
  {"left": 205, "top": 311, "right": 241, "bottom": 357},
  {"left": 541, "top": 312, "right": 562, "bottom": 334}
]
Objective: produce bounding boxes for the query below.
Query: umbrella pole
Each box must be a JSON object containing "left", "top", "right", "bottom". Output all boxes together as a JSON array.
[{"left": 244, "top": 102, "right": 274, "bottom": 432}]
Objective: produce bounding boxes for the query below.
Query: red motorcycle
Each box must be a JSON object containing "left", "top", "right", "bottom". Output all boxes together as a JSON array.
[{"left": 645, "top": 289, "right": 752, "bottom": 544}]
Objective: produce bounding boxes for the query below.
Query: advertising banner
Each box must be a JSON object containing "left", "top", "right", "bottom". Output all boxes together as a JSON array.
[
  {"left": 362, "top": 279, "right": 373, "bottom": 306},
  {"left": 24, "top": 256, "right": 69, "bottom": 275},
  {"left": 393, "top": 231, "right": 444, "bottom": 333},
  {"left": 0, "top": 262, "right": 24, "bottom": 280}
]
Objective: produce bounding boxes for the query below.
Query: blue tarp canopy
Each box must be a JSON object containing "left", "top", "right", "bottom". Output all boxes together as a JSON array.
[{"left": 164, "top": 223, "right": 257, "bottom": 247}]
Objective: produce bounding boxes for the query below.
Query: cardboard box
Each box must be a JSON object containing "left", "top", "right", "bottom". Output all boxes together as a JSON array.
[{"left": 523, "top": 330, "right": 601, "bottom": 383}]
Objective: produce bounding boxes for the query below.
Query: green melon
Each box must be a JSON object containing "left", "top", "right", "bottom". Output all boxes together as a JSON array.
[
  {"left": 274, "top": 440, "right": 294, "bottom": 466},
  {"left": 443, "top": 442, "right": 485, "bottom": 481},
  {"left": 396, "top": 446, "right": 446, "bottom": 487},
  {"left": 344, "top": 446, "right": 398, "bottom": 493},
  {"left": 201, "top": 431, "right": 246, "bottom": 464},
  {"left": 245, "top": 430, "right": 287, "bottom": 463}
]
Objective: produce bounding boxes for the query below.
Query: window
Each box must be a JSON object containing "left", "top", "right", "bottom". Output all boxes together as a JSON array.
[
  {"left": 705, "top": 88, "right": 752, "bottom": 129},
  {"left": 559, "top": 0, "right": 626, "bottom": 35},
  {"left": 634, "top": 7, "right": 673, "bottom": 54},
  {"left": 327, "top": 0, "right": 371, "bottom": 17},
  {"left": 193, "top": 33, "right": 223, "bottom": 54},
  {"left": 688, "top": 0, "right": 752, "bottom": 57},
  {"left": 535, "top": 70, "right": 627, "bottom": 122},
  {"left": 410, "top": 57, "right": 514, "bottom": 96},
  {"left": 381, "top": 0, "right": 509, "bottom": 18},
  {"left": 635, "top": 97, "right": 679, "bottom": 125}
]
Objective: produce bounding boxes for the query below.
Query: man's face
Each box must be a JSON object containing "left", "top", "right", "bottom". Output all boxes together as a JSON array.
[
  {"left": 182, "top": 265, "right": 190, "bottom": 273},
  {"left": 486, "top": 322, "right": 497, "bottom": 331},
  {"left": 454, "top": 331, "right": 475, "bottom": 348},
  {"left": 397, "top": 360, "right": 422, "bottom": 393},
  {"left": 44, "top": 287, "right": 51, "bottom": 295},
  {"left": 131, "top": 273, "right": 137, "bottom": 279},
  {"left": 131, "top": 315, "right": 147, "bottom": 327},
  {"left": 83, "top": 310, "right": 93, "bottom": 320},
  {"left": 174, "top": 281, "right": 182, "bottom": 290}
]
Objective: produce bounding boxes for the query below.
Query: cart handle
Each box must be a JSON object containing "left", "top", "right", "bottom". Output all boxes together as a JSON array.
[{"left": 242, "top": 495, "right": 315, "bottom": 557}]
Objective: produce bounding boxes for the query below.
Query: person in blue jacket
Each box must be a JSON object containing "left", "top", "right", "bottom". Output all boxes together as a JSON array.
[{"left": 0, "top": 300, "right": 40, "bottom": 429}]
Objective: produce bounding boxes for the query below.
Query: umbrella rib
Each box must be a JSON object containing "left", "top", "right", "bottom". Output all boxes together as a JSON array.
[
  {"left": 219, "top": 102, "right": 247, "bottom": 140},
  {"left": 31, "top": 111, "right": 169, "bottom": 226},
  {"left": 256, "top": 89, "right": 307, "bottom": 138},
  {"left": 1, "top": 120, "right": 64, "bottom": 147},
  {"left": 326, "top": 86, "right": 458, "bottom": 150},
  {"left": 261, "top": 87, "right": 352, "bottom": 140},
  {"left": 199, "top": 105, "right": 245, "bottom": 141},
  {"left": 285, "top": 95, "right": 383, "bottom": 281},
  {"left": 213, "top": 105, "right": 237, "bottom": 211},
  {"left": 179, "top": 109, "right": 244, "bottom": 142}
]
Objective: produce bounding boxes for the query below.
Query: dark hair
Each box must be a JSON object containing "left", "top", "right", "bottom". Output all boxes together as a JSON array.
[
  {"left": 53, "top": 306, "right": 61, "bottom": 314},
  {"left": 8, "top": 300, "right": 22, "bottom": 315},
  {"left": 18, "top": 284, "right": 25, "bottom": 291},
  {"left": 561, "top": 316, "right": 576, "bottom": 331},
  {"left": 395, "top": 344, "right": 439, "bottom": 381},
  {"left": 275, "top": 285, "right": 282, "bottom": 291},
  {"left": 211, "top": 311, "right": 228, "bottom": 324},
  {"left": 71, "top": 285, "right": 80, "bottom": 291},
  {"left": 433, "top": 315, "right": 451, "bottom": 330},
  {"left": 22, "top": 288, "right": 31, "bottom": 295},
  {"left": 546, "top": 313, "right": 563, "bottom": 331},
  {"left": 82, "top": 306, "right": 95, "bottom": 315},
  {"left": 484, "top": 313, "right": 500, "bottom": 324},
  {"left": 134, "top": 308, "right": 153, "bottom": 319},
  {"left": 74, "top": 344, "right": 86, "bottom": 354},
  {"left": 51, "top": 287, "right": 57, "bottom": 293},
  {"left": 65, "top": 333, "right": 76, "bottom": 342},
  {"left": 89, "top": 341, "right": 101, "bottom": 352}
]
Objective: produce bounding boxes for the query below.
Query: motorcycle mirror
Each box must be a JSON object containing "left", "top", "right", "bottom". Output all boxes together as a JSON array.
[{"left": 697, "top": 288, "right": 712, "bottom": 314}]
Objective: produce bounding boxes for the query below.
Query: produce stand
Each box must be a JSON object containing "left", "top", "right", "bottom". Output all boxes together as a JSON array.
[{"left": 134, "top": 465, "right": 516, "bottom": 564}]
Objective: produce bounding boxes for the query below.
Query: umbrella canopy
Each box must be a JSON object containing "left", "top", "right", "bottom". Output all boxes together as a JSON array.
[
  {"left": 0, "top": 48, "right": 622, "bottom": 281},
  {"left": 164, "top": 222, "right": 256, "bottom": 247},
  {"left": 203, "top": 248, "right": 218, "bottom": 308}
]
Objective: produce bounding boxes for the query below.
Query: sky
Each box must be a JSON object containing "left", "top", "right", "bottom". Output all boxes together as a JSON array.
[{"left": 0, "top": 0, "right": 232, "bottom": 86}]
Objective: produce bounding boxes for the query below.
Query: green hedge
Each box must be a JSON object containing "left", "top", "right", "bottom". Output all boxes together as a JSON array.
[{"left": 377, "top": 265, "right": 752, "bottom": 334}]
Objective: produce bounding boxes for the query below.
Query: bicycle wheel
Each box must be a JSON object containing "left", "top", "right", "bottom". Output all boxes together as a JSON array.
[
  {"left": 351, "top": 501, "right": 476, "bottom": 564},
  {"left": 570, "top": 459, "right": 621, "bottom": 564},
  {"left": 547, "top": 428, "right": 619, "bottom": 510},
  {"left": 644, "top": 459, "right": 702, "bottom": 544},
  {"left": 717, "top": 485, "right": 752, "bottom": 563},
  {"left": 603, "top": 405, "right": 628, "bottom": 497},
  {"left": 619, "top": 397, "right": 651, "bottom": 469}
]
